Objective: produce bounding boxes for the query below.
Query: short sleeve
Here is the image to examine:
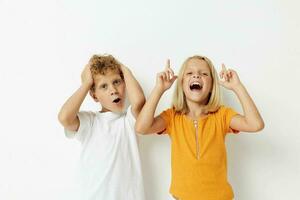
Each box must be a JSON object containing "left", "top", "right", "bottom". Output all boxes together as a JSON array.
[
  {"left": 159, "top": 108, "right": 174, "bottom": 135},
  {"left": 125, "top": 105, "right": 136, "bottom": 129},
  {"left": 221, "top": 106, "right": 240, "bottom": 134},
  {"left": 64, "top": 111, "right": 94, "bottom": 142}
]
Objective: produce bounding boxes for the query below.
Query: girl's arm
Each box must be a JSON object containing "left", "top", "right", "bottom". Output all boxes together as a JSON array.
[
  {"left": 119, "top": 63, "right": 145, "bottom": 119},
  {"left": 135, "top": 60, "right": 177, "bottom": 134},
  {"left": 219, "top": 64, "right": 264, "bottom": 132},
  {"left": 58, "top": 64, "right": 93, "bottom": 132}
]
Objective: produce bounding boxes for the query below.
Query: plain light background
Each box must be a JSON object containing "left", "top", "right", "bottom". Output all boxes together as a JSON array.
[{"left": 1, "top": 0, "right": 299, "bottom": 199}]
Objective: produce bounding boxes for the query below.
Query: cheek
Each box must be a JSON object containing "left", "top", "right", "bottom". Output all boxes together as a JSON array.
[
  {"left": 95, "top": 91, "right": 108, "bottom": 101},
  {"left": 182, "top": 79, "right": 189, "bottom": 89},
  {"left": 118, "top": 84, "right": 126, "bottom": 94}
]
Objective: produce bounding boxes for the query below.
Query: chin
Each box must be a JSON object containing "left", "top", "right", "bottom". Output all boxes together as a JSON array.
[
  {"left": 186, "top": 95, "right": 206, "bottom": 104},
  {"left": 113, "top": 105, "right": 125, "bottom": 113},
  {"left": 186, "top": 93, "right": 202, "bottom": 101}
]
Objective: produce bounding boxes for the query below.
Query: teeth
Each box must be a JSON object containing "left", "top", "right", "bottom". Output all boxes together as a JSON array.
[
  {"left": 189, "top": 82, "right": 202, "bottom": 90},
  {"left": 190, "top": 82, "right": 201, "bottom": 87}
]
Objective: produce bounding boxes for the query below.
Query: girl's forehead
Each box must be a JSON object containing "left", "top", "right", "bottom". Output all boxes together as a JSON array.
[{"left": 185, "top": 58, "right": 210, "bottom": 71}]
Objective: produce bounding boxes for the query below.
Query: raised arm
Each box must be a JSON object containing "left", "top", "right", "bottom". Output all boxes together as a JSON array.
[
  {"left": 219, "top": 64, "right": 264, "bottom": 132},
  {"left": 135, "top": 60, "right": 177, "bottom": 134},
  {"left": 119, "top": 62, "right": 145, "bottom": 118},
  {"left": 58, "top": 64, "right": 93, "bottom": 132}
]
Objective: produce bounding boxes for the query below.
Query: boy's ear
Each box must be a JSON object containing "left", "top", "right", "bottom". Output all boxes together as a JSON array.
[{"left": 89, "top": 90, "right": 99, "bottom": 102}]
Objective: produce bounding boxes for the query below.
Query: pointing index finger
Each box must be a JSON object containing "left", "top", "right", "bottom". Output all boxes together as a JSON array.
[
  {"left": 222, "top": 63, "right": 227, "bottom": 71},
  {"left": 165, "top": 59, "right": 170, "bottom": 69}
]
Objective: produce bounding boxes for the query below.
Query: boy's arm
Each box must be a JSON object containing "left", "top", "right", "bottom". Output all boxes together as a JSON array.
[
  {"left": 135, "top": 60, "right": 177, "bottom": 134},
  {"left": 120, "top": 63, "right": 146, "bottom": 118},
  {"left": 58, "top": 64, "right": 93, "bottom": 132},
  {"left": 219, "top": 64, "right": 264, "bottom": 132}
]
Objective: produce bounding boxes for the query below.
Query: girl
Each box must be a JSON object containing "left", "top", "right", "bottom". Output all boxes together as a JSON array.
[{"left": 135, "top": 55, "right": 264, "bottom": 200}]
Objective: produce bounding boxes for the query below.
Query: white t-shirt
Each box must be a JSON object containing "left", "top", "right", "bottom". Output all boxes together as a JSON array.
[{"left": 65, "top": 106, "right": 146, "bottom": 200}]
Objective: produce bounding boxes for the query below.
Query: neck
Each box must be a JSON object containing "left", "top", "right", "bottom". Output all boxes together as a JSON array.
[
  {"left": 100, "top": 106, "right": 110, "bottom": 113},
  {"left": 186, "top": 100, "right": 207, "bottom": 119}
]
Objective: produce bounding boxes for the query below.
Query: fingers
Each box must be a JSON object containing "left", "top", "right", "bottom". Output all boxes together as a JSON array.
[
  {"left": 165, "top": 71, "right": 171, "bottom": 82},
  {"left": 83, "top": 63, "right": 91, "bottom": 74},
  {"left": 158, "top": 71, "right": 176, "bottom": 82},
  {"left": 219, "top": 63, "right": 232, "bottom": 81},
  {"left": 167, "top": 67, "right": 174, "bottom": 79},
  {"left": 219, "top": 63, "right": 226, "bottom": 80},
  {"left": 117, "top": 60, "right": 126, "bottom": 68},
  {"left": 222, "top": 63, "right": 226, "bottom": 71},
  {"left": 170, "top": 75, "right": 178, "bottom": 83},
  {"left": 165, "top": 59, "right": 170, "bottom": 69},
  {"left": 157, "top": 59, "right": 177, "bottom": 83},
  {"left": 164, "top": 59, "right": 175, "bottom": 80},
  {"left": 158, "top": 72, "right": 167, "bottom": 81}
]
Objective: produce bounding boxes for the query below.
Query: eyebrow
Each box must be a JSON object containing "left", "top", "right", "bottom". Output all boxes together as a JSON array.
[
  {"left": 97, "top": 78, "right": 122, "bottom": 86},
  {"left": 185, "top": 68, "right": 210, "bottom": 72}
]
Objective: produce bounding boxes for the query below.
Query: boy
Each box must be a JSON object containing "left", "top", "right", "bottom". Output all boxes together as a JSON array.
[{"left": 58, "top": 54, "right": 146, "bottom": 200}]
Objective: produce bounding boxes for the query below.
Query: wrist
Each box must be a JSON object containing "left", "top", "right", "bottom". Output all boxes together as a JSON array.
[
  {"left": 154, "top": 85, "right": 166, "bottom": 94},
  {"left": 232, "top": 83, "right": 245, "bottom": 93},
  {"left": 81, "top": 81, "right": 93, "bottom": 89}
]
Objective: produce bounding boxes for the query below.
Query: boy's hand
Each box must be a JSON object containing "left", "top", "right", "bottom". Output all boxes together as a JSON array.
[
  {"left": 117, "top": 60, "right": 127, "bottom": 71},
  {"left": 155, "top": 59, "right": 177, "bottom": 92},
  {"left": 219, "top": 63, "right": 242, "bottom": 90},
  {"left": 81, "top": 63, "right": 93, "bottom": 87}
]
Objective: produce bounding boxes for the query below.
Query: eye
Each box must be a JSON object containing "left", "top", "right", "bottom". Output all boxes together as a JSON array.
[
  {"left": 202, "top": 72, "right": 209, "bottom": 76},
  {"left": 100, "top": 84, "right": 108, "bottom": 89},
  {"left": 113, "top": 79, "right": 122, "bottom": 85},
  {"left": 186, "top": 72, "right": 192, "bottom": 75}
]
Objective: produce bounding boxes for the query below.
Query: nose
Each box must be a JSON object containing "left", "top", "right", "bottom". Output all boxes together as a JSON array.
[
  {"left": 109, "top": 85, "right": 118, "bottom": 95},
  {"left": 193, "top": 74, "right": 200, "bottom": 79}
]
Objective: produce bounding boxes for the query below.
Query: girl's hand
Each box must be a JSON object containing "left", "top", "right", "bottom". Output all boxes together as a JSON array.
[
  {"left": 219, "top": 63, "right": 242, "bottom": 90},
  {"left": 81, "top": 63, "right": 94, "bottom": 87},
  {"left": 155, "top": 59, "right": 177, "bottom": 92}
]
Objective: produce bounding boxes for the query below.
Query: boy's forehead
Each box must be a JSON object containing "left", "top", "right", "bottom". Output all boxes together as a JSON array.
[{"left": 93, "top": 70, "right": 121, "bottom": 83}]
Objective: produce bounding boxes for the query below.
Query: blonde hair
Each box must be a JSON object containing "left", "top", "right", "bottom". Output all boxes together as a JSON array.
[
  {"left": 89, "top": 54, "right": 123, "bottom": 91},
  {"left": 172, "top": 55, "right": 222, "bottom": 114}
]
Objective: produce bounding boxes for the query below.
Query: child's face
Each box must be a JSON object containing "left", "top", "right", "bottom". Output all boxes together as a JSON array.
[
  {"left": 182, "top": 58, "right": 213, "bottom": 105},
  {"left": 91, "top": 70, "right": 126, "bottom": 113}
]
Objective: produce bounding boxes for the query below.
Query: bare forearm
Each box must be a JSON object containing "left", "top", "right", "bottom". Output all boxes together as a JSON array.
[
  {"left": 233, "top": 84, "right": 264, "bottom": 129},
  {"left": 122, "top": 66, "right": 145, "bottom": 109},
  {"left": 136, "top": 87, "right": 163, "bottom": 132},
  {"left": 58, "top": 83, "right": 91, "bottom": 124}
]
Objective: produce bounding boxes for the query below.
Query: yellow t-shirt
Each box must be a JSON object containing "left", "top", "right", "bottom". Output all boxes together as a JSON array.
[{"left": 160, "top": 106, "right": 239, "bottom": 200}]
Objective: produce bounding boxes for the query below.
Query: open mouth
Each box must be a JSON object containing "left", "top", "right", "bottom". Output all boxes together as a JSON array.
[
  {"left": 189, "top": 82, "right": 203, "bottom": 91},
  {"left": 112, "top": 98, "right": 121, "bottom": 103}
]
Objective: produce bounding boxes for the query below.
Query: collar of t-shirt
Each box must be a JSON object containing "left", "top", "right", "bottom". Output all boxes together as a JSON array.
[{"left": 95, "top": 110, "right": 125, "bottom": 121}]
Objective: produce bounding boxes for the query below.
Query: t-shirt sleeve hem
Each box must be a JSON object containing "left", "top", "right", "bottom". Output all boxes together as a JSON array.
[
  {"left": 158, "top": 108, "right": 173, "bottom": 135},
  {"left": 126, "top": 105, "right": 136, "bottom": 129},
  {"left": 63, "top": 112, "right": 89, "bottom": 140},
  {"left": 224, "top": 107, "right": 240, "bottom": 134}
]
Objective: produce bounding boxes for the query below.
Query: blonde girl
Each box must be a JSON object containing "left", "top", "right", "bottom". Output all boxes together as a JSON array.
[{"left": 135, "top": 55, "right": 264, "bottom": 200}]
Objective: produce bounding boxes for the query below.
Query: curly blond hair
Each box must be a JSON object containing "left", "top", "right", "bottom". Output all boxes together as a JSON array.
[{"left": 89, "top": 54, "right": 124, "bottom": 91}]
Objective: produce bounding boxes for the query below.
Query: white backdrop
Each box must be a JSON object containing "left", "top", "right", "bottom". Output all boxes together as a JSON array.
[{"left": 1, "top": 0, "right": 299, "bottom": 199}]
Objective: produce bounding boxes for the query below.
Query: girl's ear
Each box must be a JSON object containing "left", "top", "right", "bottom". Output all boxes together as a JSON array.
[{"left": 89, "top": 90, "right": 99, "bottom": 102}]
